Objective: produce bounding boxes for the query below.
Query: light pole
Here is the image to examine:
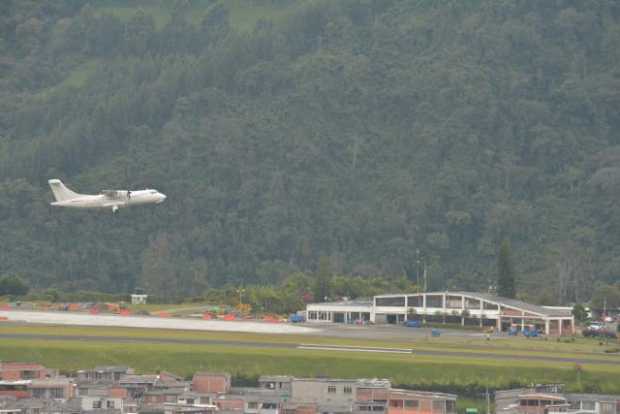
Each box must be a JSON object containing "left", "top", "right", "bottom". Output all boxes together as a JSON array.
[{"left": 236, "top": 287, "right": 246, "bottom": 306}]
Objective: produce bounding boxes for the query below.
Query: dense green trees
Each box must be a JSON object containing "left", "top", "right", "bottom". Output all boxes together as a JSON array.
[
  {"left": 313, "top": 256, "right": 331, "bottom": 303},
  {"left": 591, "top": 284, "right": 620, "bottom": 312},
  {"left": 0, "top": 0, "right": 619, "bottom": 304},
  {"left": 497, "top": 240, "right": 515, "bottom": 299},
  {"left": 202, "top": 272, "right": 415, "bottom": 315},
  {"left": 572, "top": 304, "right": 589, "bottom": 323},
  {"left": 0, "top": 275, "right": 30, "bottom": 296}
]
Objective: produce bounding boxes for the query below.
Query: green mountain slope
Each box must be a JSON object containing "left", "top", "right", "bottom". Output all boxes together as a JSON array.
[{"left": 1, "top": 0, "right": 619, "bottom": 303}]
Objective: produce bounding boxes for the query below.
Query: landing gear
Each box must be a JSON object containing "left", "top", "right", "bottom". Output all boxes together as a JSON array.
[{"left": 112, "top": 205, "right": 119, "bottom": 213}]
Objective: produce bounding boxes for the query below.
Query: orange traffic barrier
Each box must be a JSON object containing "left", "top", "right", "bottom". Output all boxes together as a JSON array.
[
  {"left": 119, "top": 309, "right": 131, "bottom": 316},
  {"left": 202, "top": 312, "right": 214, "bottom": 320},
  {"left": 157, "top": 311, "right": 171, "bottom": 318},
  {"left": 263, "top": 315, "right": 281, "bottom": 323},
  {"left": 106, "top": 303, "right": 120, "bottom": 312},
  {"left": 223, "top": 314, "right": 236, "bottom": 321},
  {"left": 89, "top": 308, "right": 100, "bottom": 315}
]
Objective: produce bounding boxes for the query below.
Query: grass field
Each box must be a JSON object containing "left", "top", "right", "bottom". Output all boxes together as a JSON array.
[
  {"left": 1, "top": 338, "right": 618, "bottom": 392},
  {"left": 1, "top": 324, "right": 617, "bottom": 360},
  {"left": 126, "top": 303, "right": 216, "bottom": 314},
  {"left": 1, "top": 324, "right": 619, "bottom": 394}
]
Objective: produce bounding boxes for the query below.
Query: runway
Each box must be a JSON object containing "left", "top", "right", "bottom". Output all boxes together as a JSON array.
[
  {"left": 0, "top": 310, "right": 319, "bottom": 334},
  {"left": 2, "top": 310, "right": 619, "bottom": 366},
  {"left": 0, "top": 310, "right": 477, "bottom": 340}
]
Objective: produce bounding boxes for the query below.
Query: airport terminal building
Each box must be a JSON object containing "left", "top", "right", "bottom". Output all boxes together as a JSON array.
[{"left": 305, "top": 292, "right": 575, "bottom": 335}]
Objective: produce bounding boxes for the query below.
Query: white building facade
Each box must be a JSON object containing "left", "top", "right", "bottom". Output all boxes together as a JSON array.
[{"left": 306, "top": 292, "right": 575, "bottom": 335}]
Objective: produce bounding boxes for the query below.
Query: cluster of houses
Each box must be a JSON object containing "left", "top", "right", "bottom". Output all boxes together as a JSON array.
[
  {"left": 0, "top": 362, "right": 456, "bottom": 414},
  {"left": 0, "top": 362, "right": 618, "bottom": 414}
]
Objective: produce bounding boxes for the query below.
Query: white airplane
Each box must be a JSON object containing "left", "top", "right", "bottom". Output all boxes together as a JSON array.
[{"left": 48, "top": 179, "right": 166, "bottom": 213}]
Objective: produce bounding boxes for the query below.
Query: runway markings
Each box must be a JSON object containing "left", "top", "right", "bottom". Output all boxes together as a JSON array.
[{"left": 297, "top": 343, "right": 413, "bottom": 354}]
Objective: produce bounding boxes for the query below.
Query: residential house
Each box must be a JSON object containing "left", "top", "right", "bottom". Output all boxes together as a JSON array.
[
  {"left": 80, "top": 394, "right": 125, "bottom": 412},
  {"left": 28, "top": 378, "right": 74, "bottom": 401},
  {"left": 176, "top": 392, "right": 213, "bottom": 408},
  {"left": 258, "top": 377, "right": 293, "bottom": 395},
  {"left": 0, "top": 381, "right": 30, "bottom": 400},
  {"left": 143, "top": 389, "right": 185, "bottom": 406},
  {"left": 386, "top": 390, "right": 456, "bottom": 414},
  {"left": 3, "top": 397, "right": 81, "bottom": 414},
  {"left": 139, "top": 403, "right": 217, "bottom": 414},
  {"left": 289, "top": 378, "right": 392, "bottom": 414},
  {"left": 496, "top": 386, "right": 620, "bottom": 414},
  {"left": 77, "top": 367, "right": 133, "bottom": 384},
  {"left": 118, "top": 375, "right": 160, "bottom": 400},
  {"left": 0, "top": 364, "right": 56, "bottom": 381},
  {"left": 228, "top": 388, "right": 283, "bottom": 414}
]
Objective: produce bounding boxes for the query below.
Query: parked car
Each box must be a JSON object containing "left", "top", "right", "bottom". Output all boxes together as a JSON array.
[
  {"left": 588, "top": 321, "right": 604, "bottom": 331},
  {"left": 404, "top": 320, "right": 422, "bottom": 328},
  {"left": 583, "top": 326, "right": 617, "bottom": 339},
  {"left": 288, "top": 314, "right": 305, "bottom": 323}
]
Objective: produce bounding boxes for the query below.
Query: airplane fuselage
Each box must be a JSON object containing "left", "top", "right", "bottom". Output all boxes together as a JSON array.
[
  {"left": 51, "top": 190, "right": 165, "bottom": 209},
  {"left": 48, "top": 179, "right": 166, "bottom": 212}
]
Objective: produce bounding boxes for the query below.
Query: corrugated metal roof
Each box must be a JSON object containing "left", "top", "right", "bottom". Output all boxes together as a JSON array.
[
  {"left": 374, "top": 292, "right": 572, "bottom": 317},
  {"left": 307, "top": 300, "right": 372, "bottom": 307},
  {"left": 389, "top": 389, "right": 457, "bottom": 400},
  {"left": 565, "top": 393, "right": 620, "bottom": 402},
  {"left": 0, "top": 381, "right": 31, "bottom": 386},
  {"left": 517, "top": 393, "right": 566, "bottom": 401}
]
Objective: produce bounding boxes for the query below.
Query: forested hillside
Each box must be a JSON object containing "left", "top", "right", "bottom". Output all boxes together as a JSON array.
[{"left": 1, "top": 0, "right": 619, "bottom": 305}]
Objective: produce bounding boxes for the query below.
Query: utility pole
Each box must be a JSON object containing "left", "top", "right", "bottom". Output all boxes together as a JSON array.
[
  {"left": 236, "top": 287, "right": 245, "bottom": 306},
  {"left": 486, "top": 386, "right": 490, "bottom": 414},
  {"left": 416, "top": 249, "right": 421, "bottom": 289}
]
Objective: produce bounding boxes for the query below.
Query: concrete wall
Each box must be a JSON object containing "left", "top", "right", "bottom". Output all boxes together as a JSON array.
[
  {"left": 29, "top": 379, "right": 74, "bottom": 400},
  {"left": 80, "top": 395, "right": 124, "bottom": 411},
  {"left": 291, "top": 380, "right": 357, "bottom": 407},
  {"left": 0, "top": 364, "right": 53, "bottom": 381},
  {"left": 215, "top": 398, "right": 245, "bottom": 411},
  {"left": 387, "top": 391, "right": 456, "bottom": 414},
  {"left": 192, "top": 373, "right": 231, "bottom": 394}
]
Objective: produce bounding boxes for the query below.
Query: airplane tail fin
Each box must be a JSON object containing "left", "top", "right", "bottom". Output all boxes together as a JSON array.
[{"left": 48, "top": 179, "right": 81, "bottom": 202}]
